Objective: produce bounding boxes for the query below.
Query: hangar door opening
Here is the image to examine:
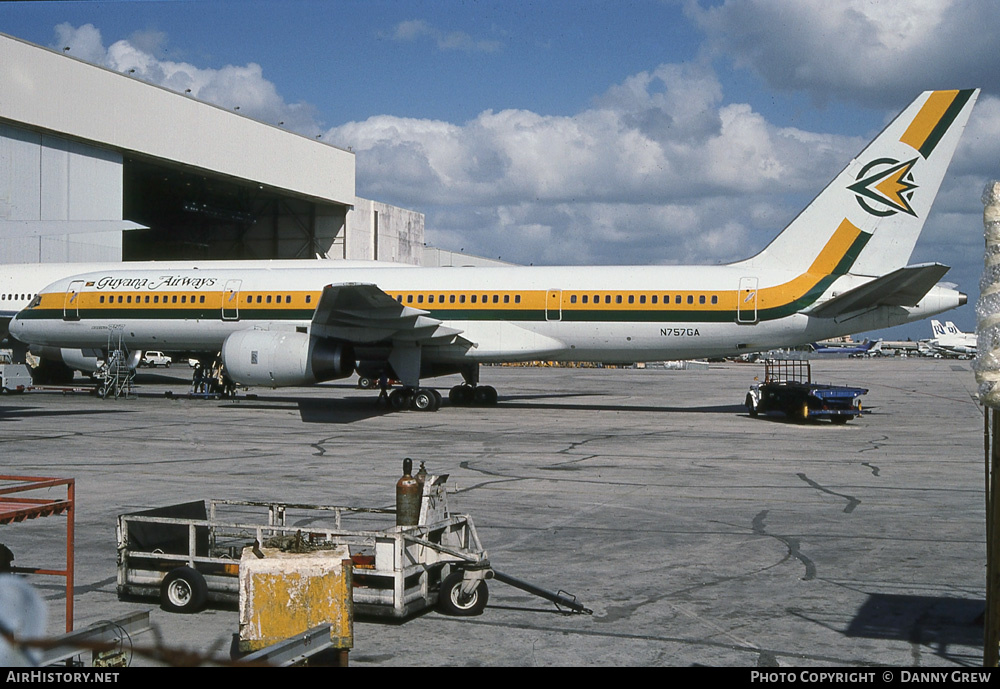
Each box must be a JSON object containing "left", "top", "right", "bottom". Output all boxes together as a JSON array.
[{"left": 121, "top": 158, "right": 348, "bottom": 261}]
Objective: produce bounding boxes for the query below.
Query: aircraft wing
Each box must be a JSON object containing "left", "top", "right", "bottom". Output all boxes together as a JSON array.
[
  {"left": 804, "top": 263, "right": 951, "bottom": 319},
  {"left": 309, "top": 282, "right": 468, "bottom": 346}
]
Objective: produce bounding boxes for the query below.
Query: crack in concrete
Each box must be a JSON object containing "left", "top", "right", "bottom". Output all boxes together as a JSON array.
[
  {"left": 752, "top": 509, "right": 817, "bottom": 581},
  {"left": 556, "top": 435, "right": 616, "bottom": 455},
  {"left": 311, "top": 435, "right": 344, "bottom": 456},
  {"left": 540, "top": 455, "right": 600, "bottom": 470},
  {"left": 797, "top": 472, "right": 860, "bottom": 514},
  {"left": 858, "top": 435, "right": 889, "bottom": 454}
]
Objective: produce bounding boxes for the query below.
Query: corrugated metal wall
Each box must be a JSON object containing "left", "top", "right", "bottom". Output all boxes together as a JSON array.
[{"left": 0, "top": 122, "right": 123, "bottom": 262}]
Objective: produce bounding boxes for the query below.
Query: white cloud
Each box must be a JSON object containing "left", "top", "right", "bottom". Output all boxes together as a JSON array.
[
  {"left": 390, "top": 19, "right": 501, "bottom": 53},
  {"left": 689, "top": 0, "right": 1000, "bottom": 106},
  {"left": 46, "top": 18, "right": 999, "bottom": 291},
  {"left": 327, "top": 64, "right": 859, "bottom": 265},
  {"left": 54, "top": 22, "right": 106, "bottom": 64},
  {"left": 52, "top": 23, "right": 322, "bottom": 135}
]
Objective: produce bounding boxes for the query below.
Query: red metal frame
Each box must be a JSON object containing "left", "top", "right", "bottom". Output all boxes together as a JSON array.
[{"left": 0, "top": 475, "right": 75, "bottom": 632}]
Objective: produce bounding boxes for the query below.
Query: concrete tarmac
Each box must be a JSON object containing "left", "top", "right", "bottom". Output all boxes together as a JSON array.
[{"left": 0, "top": 357, "right": 988, "bottom": 667}]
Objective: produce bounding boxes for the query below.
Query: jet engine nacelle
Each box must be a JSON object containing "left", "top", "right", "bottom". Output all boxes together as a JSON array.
[
  {"left": 31, "top": 346, "right": 103, "bottom": 373},
  {"left": 221, "top": 330, "right": 354, "bottom": 387}
]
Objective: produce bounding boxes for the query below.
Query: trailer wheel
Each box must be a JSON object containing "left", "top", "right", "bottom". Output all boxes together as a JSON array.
[
  {"left": 745, "top": 394, "right": 758, "bottom": 417},
  {"left": 438, "top": 571, "right": 489, "bottom": 616},
  {"left": 161, "top": 566, "right": 207, "bottom": 613}
]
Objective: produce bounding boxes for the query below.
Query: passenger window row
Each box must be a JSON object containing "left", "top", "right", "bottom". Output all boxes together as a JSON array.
[
  {"left": 569, "top": 293, "right": 720, "bottom": 305},
  {"left": 389, "top": 292, "right": 720, "bottom": 306},
  {"left": 98, "top": 293, "right": 208, "bottom": 304},
  {"left": 244, "top": 294, "right": 311, "bottom": 305},
  {"left": 91, "top": 293, "right": 315, "bottom": 305},
  {"left": 395, "top": 293, "right": 522, "bottom": 305},
  {"left": 87, "top": 290, "right": 720, "bottom": 308}
]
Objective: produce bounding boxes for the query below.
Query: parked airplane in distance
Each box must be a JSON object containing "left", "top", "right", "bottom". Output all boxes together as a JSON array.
[
  {"left": 926, "top": 319, "right": 977, "bottom": 357},
  {"left": 809, "top": 339, "right": 881, "bottom": 356},
  {"left": 10, "top": 90, "right": 979, "bottom": 410}
]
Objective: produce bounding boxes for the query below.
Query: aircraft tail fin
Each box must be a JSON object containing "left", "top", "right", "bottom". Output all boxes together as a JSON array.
[
  {"left": 931, "top": 319, "right": 947, "bottom": 338},
  {"left": 741, "top": 90, "right": 978, "bottom": 278}
]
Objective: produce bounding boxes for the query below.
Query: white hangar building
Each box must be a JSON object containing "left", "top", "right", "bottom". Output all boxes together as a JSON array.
[{"left": 0, "top": 33, "right": 425, "bottom": 266}]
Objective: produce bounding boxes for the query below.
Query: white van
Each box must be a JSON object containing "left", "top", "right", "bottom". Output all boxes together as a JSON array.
[{"left": 140, "top": 351, "right": 172, "bottom": 368}]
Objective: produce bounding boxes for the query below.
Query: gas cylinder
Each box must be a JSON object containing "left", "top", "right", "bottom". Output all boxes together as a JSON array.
[{"left": 395, "top": 458, "right": 421, "bottom": 526}]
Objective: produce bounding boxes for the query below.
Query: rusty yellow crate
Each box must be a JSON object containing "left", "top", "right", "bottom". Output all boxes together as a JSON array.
[{"left": 238, "top": 545, "right": 353, "bottom": 653}]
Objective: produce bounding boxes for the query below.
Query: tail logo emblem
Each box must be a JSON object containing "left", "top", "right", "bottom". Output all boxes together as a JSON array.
[{"left": 848, "top": 157, "right": 919, "bottom": 218}]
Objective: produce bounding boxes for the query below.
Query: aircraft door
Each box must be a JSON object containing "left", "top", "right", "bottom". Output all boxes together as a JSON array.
[
  {"left": 63, "top": 280, "right": 85, "bottom": 321},
  {"left": 737, "top": 277, "right": 758, "bottom": 324},
  {"left": 222, "top": 279, "right": 242, "bottom": 321},
  {"left": 546, "top": 289, "right": 562, "bottom": 322}
]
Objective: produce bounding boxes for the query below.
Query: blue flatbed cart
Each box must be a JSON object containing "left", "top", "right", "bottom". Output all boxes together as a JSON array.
[{"left": 745, "top": 359, "right": 867, "bottom": 424}]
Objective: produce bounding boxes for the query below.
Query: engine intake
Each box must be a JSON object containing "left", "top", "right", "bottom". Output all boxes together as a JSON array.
[{"left": 221, "top": 330, "right": 354, "bottom": 387}]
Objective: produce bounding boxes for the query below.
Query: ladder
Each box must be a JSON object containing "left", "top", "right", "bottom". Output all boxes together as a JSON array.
[{"left": 98, "top": 334, "right": 135, "bottom": 399}]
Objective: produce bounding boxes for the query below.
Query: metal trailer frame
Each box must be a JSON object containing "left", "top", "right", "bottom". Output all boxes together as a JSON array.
[
  {"left": 0, "top": 475, "right": 75, "bottom": 632},
  {"left": 116, "top": 477, "right": 492, "bottom": 618}
]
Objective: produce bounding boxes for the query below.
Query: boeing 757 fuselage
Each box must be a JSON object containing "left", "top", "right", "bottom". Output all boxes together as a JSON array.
[{"left": 10, "top": 90, "right": 979, "bottom": 410}]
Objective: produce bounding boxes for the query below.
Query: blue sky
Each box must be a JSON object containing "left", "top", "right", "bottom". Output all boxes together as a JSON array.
[{"left": 3, "top": 0, "right": 999, "bottom": 341}]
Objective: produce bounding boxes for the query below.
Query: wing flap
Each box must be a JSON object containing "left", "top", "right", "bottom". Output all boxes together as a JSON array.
[{"left": 804, "top": 263, "right": 951, "bottom": 319}]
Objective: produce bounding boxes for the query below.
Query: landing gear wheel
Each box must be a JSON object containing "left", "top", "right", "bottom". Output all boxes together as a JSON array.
[
  {"left": 389, "top": 388, "right": 411, "bottom": 410},
  {"left": 745, "top": 393, "right": 758, "bottom": 418},
  {"left": 449, "top": 385, "right": 474, "bottom": 406},
  {"left": 411, "top": 388, "right": 440, "bottom": 411},
  {"left": 473, "top": 385, "right": 498, "bottom": 406},
  {"left": 437, "top": 571, "right": 489, "bottom": 616},
  {"left": 160, "top": 566, "right": 207, "bottom": 613}
]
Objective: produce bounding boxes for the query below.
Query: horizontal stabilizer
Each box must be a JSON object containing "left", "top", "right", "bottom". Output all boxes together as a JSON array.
[{"left": 804, "top": 263, "right": 950, "bottom": 319}]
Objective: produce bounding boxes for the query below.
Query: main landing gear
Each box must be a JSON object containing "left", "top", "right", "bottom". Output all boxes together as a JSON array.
[
  {"left": 375, "top": 361, "right": 497, "bottom": 411},
  {"left": 448, "top": 384, "right": 498, "bottom": 407},
  {"left": 389, "top": 387, "right": 443, "bottom": 411},
  {"left": 383, "top": 384, "right": 499, "bottom": 411}
]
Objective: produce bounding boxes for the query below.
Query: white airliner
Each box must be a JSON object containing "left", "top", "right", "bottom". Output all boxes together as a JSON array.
[
  {"left": 9, "top": 89, "right": 979, "bottom": 410},
  {"left": 927, "top": 319, "right": 977, "bottom": 357}
]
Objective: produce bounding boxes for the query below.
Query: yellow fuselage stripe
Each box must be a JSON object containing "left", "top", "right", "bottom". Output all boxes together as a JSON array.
[{"left": 37, "top": 219, "right": 864, "bottom": 318}]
